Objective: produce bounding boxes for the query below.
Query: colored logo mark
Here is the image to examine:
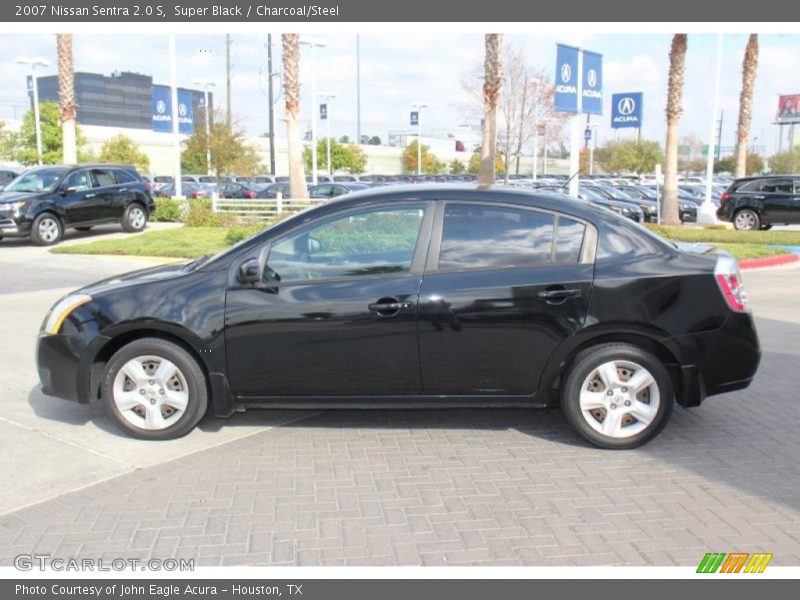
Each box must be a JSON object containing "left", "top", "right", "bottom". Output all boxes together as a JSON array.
[{"left": 696, "top": 552, "right": 773, "bottom": 574}]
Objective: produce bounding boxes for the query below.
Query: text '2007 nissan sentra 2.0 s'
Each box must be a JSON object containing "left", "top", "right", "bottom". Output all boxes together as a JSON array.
[{"left": 36, "top": 185, "right": 760, "bottom": 449}]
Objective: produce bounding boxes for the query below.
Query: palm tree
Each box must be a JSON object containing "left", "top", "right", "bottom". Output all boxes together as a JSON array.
[
  {"left": 735, "top": 34, "right": 759, "bottom": 178},
  {"left": 56, "top": 34, "right": 77, "bottom": 164},
  {"left": 281, "top": 34, "right": 308, "bottom": 199},
  {"left": 478, "top": 34, "right": 503, "bottom": 186},
  {"left": 662, "top": 34, "right": 687, "bottom": 226}
]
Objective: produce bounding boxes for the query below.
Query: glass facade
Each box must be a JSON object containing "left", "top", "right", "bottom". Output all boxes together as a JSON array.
[{"left": 32, "top": 71, "right": 212, "bottom": 131}]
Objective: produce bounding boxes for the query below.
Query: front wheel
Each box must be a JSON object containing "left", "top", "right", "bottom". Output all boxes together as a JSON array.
[
  {"left": 121, "top": 203, "right": 148, "bottom": 233},
  {"left": 101, "top": 338, "right": 208, "bottom": 440},
  {"left": 560, "top": 343, "right": 674, "bottom": 449},
  {"left": 734, "top": 208, "right": 760, "bottom": 231},
  {"left": 31, "top": 213, "right": 63, "bottom": 246}
]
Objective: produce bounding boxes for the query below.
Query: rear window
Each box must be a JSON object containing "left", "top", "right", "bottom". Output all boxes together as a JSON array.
[
  {"left": 556, "top": 217, "right": 586, "bottom": 262},
  {"left": 92, "top": 169, "right": 117, "bottom": 187},
  {"left": 113, "top": 169, "right": 138, "bottom": 184},
  {"left": 739, "top": 178, "right": 793, "bottom": 193},
  {"left": 438, "top": 204, "right": 555, "bottom": 270}
]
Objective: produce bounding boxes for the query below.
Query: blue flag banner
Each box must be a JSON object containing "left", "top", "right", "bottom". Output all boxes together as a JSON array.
[
  {"left": 554, "top": 44, "right": 579, "bottom": 113},
  {"left": 177, "top": 90, "right": 194, "bottom": 135},
  {"left": 581, "top": 50, "right": 603, "bottom": 115},
  {"left": 611, "top": 92, "right": 643, "bottom": 128},
  {"left": 151, "top": 85, "right": 172, "bottom": 132},
  {"left": 410, "top": 111, "right": 419, "bottom": 126},
  {"left": 320, "top": 103, "right": 328, "bottom": 120}
]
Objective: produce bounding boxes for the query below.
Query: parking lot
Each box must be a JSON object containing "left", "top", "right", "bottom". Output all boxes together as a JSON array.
[{"left": 0, "top": 226, "right": 799, "bottom": 566}]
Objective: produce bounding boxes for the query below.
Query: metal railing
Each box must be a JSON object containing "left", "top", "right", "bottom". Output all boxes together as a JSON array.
[{"left": 210, "top": 195, "right": 326, "bottom": 221}]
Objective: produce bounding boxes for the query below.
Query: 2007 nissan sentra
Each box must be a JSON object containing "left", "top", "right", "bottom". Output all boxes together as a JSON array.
[{"left": 36, "top": 185, "right": 760, "bottom": 449}]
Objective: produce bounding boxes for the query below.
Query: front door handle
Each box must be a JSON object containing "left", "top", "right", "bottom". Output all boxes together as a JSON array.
[
  {"left": 368, "top": 298, "right": 414, "bottom": 317},
  {"left": 85, "top": 193, "right": 97, "bottom": 198},
  {"left": 537, "top": 288, "right": 582, "bottom": 301}
]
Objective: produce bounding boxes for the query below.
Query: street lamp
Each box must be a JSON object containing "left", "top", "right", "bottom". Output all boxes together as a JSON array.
[
  {"left": 586, "top": 124, "right": 599, "bottom": 175},
  {"left": 16, "top": 56, "right": 51, "bottom": 166},
  {"left": 411, "top": 102, "right": 428, "bottom": 176},
  {"left": 300, "top": 39, "right": 327, "bottom": 185},
  {"left": 318, "top": 92, "right": 336, "bottom": 176},
  {"left": 193, "top": 78, "right": 217, "bottom": 176}
]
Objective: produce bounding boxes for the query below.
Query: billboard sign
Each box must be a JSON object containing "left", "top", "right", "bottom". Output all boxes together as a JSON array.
[
  {"left": 777, "top": 94, "right": 800, "bottom": 124},
  {"left": 554, "top": 43, "right": 580, "bottom": 113},
  {"left": 320, "top": 103, "right": 328, "bottom": 121},
  {"left": 581, "top": 50, "right": 603, "bottom": 115},
  {"left": 611, "top": 92, "right": 643, "bottom": 128},
  {"left": 410, "top": 111, "right": 419, "bottom": 126}
]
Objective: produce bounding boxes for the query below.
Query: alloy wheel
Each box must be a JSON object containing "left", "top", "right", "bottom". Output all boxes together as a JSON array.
[{"left": 37, "top": 217, "right": 60, "bottom": 243}]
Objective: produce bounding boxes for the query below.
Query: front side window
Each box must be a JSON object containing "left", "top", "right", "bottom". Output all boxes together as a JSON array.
[
  {"left": 438, "top": 204, "right": 555, "bottom": 270},
  {"left": 265, "top": 205, "right": 425, "bottom": 283}
]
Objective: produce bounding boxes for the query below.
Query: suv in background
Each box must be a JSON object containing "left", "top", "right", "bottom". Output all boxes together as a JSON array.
[
  {"left": 717, "top": 175, "right": 800, "bottom": 230},
  {"left": 0, "top": 167, "right": 20, "bottom": 191},
  {"left": 0, "top": 164, "right": 154, "bottom": 245}
]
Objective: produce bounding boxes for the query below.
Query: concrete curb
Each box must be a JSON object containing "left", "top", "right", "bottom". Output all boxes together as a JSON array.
[{"left": 739, "top": 253, "right": 800, "bottom": 270}]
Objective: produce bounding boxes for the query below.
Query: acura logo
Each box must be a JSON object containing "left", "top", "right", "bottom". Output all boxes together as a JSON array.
[
  {"left": 561, "top": 63, "right": 571, "bottom": 83},
  {"left": 156, "top": 100, "right": 166, "bottom": 114},
  {"left": 618, "top": 97, "right": 636, "bottom": 115},
  {"left": 178, "top": 103, "right": 188, "bottom": 117},
  {"left": 586, "top": 69, "right": 597, "bottom": 88}
]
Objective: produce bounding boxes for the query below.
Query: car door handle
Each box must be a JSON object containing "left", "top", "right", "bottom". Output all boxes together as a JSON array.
[
  {"left": 537, "top": 288, "right": 582, "bottom": 300},
  {"left": 85, "top": 193, "right": 97, "bottom": 198},
  {"left": 368, "top": 299, "right": 414, "bottom": 317},
  {"left": 118, "top": 188, "right": 128, "bottom": 192}
]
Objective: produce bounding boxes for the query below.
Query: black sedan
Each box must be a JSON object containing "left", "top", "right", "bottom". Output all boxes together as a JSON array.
[{"left": 36, "top": 185, "right": 760, "bottom": 449}]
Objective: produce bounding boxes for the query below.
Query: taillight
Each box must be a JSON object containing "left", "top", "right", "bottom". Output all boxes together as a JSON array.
[
  {"left": 714, "top": 254, "right": 748, "bottom": 312},
  {"left": 720, "top": 191, "right": 730, "bottom": 203},
  {"left": 246, "top": 191, "right": 256, "bottom": 198},
  {"left": 145, "top": 182, "right": 153, "bottom": 192}
]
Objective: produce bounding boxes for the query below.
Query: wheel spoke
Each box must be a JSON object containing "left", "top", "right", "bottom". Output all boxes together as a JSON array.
[
  {"left": 121, "top": 359, "right": 148, "bottom": 386},
  {"left": 163, "top": 389, "right": 188, "bottom": 412},
  {"left": 627, "top": 369, "right": 655, "bottom": 394},
  {"left": 114, "top": 389, "right": 142, "bottom": 412},
  {"left": 144, "top": 404, "right": 168, "bottom": 430},
  {"left": 627, "top": 400, "right": 657, "bottom": 424},
  {"left": 154, "top": 359, "right": 178, "bottom": 386},
  {"left": 597, "top": 362, "right": 621, "bottom": 389},
  {"left": 579, "top": 390, "right": 606, "bottom": 411},
  {"left": 601, "top": 409, "right": 623, "bottom": 436}
]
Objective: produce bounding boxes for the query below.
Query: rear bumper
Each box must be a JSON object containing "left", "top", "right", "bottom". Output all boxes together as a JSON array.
[{"left": 670, "top": 311, "right": 760, "bottom": 407}]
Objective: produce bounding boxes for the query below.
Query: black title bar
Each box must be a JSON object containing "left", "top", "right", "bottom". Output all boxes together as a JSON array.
[{"left": 4, "top": 0, "right": 800, "bottom": 22}]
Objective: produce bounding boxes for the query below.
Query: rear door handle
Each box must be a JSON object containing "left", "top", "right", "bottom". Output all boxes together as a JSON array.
[
  {"left": 368, "top": 299, "right": 414, "bottom": 317},
  {"left": 537, "top": 288, "right": 582, "bottom": 300},
  {"left": 118, "top": 188, "right": 128, "bottom": 192}
]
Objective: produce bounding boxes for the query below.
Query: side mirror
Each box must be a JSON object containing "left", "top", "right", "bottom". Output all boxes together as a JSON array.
[
  {"left": 237, "top": 258, "right": 261, "bottom": 284},
  {"left": 62, "top": 186, "right": 78, "bottom": 195}
]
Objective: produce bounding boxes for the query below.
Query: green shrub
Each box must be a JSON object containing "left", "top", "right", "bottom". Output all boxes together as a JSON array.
[
  {"left": 646, "top": 224, "right": 800, "bottom": 245},
  {"left": 151, "top": 198, "right": 183, "bottom": 222},
  {"left": 183, "top": 200, "right": 238, "bottom": 227},
  {"left": 225, "top": 222, "right": 271, "bottom": 245}
]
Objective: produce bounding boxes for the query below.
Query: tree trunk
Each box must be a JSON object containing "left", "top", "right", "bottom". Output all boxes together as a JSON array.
[
  {"left": 282, "top": 34, "right": 308, "bottom": 199},
  {"left": 478, "top": 34, "right": 502, "bottom": 186},
  {"left": 735, "top": 34, "right": 759, "bottom": 178},
  {"left": 662, "top": 34, "right": 687, "bottom": 226},
  {"left": 57, "top": 33, "right": 77, "bottom": 164}
]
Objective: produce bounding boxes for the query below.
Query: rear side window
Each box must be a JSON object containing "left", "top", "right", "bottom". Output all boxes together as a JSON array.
[
  {"left": 92, "top": 169, "right": 117, "bottom": 187},
  {"left": 555, "top": 217, "right": 586, "bottom": 262},
  {"left": 113, "top": 169, "right": 138, "bottom": 184},
  {"left": 438, "top": 204, "right": 555, "bottom": 270}
]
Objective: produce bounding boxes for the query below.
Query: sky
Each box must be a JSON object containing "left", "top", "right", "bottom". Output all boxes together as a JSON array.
[{"left": 0, "top": 32, "right": 798, "bottom": 157}]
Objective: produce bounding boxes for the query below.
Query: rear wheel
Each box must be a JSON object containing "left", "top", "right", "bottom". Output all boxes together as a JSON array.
[
  {"left": 101, "top": 338, "right": 208, "bottom": 440},
  {"left": 121, "top": 203, "right": 147, "bottom": 233},
  {"left": 560, "top": 343, "right": 673, "bottom": 449},
  {"left": 734, "top": 208, "right": 760, "bottom": 231},
  {"left": 31, "top": 213, "right": 63, "bottom": 246}
]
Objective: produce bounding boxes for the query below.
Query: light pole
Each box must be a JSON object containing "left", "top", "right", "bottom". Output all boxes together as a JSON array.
[
  {"left": 301, "top": 39, "right": 326, "bottom": 185},
  {"left": 318, "top": 92, "right": 336, "bottom": 176},
  {"left": 412, "top": 102, "right": 428, "bottom": 176},
  {"left": 193, "top": 79, "right": 217, "bottom": 176},
  {"left": 586, "top": 124, "right": 599, "bottom": 175},
  {"left": 16, "top": 56, "right": 50, "bottom": 166},
  {"left": 698, "top": 34, "right": 723, "bottom": 225}
]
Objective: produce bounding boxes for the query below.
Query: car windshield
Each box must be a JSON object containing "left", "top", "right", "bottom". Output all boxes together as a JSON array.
[{"left": 4, "top": 168, "right": 69, "bottom": 193}]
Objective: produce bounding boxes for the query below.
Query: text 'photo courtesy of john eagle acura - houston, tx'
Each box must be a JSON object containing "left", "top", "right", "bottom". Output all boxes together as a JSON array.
[{"left": 35, "top": 185, "right": 760, "bottom": 449}]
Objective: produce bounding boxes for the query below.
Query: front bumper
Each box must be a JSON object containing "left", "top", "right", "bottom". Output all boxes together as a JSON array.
[
  {"left": 36, "top": 331, "right": 109, "bottom": 404},
  {"left": 0, "top": 217, "right": 30, "bottom": 237}
]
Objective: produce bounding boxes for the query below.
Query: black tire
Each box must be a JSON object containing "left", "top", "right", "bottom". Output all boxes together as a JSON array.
[
  {"left": 733, "top": 208, "right": 760, "bottom": 231},
  {"left": 30, "top": 213, "right": 63, "bottom": 246},
  {"left": 121, "top": 202, "right": 148, "bottom": 233},
  {"left": 101, "top": 337, "right": 208, "bottom": 440},
  {"left": 559, "top": 343, "right": 674, "bottom": 450},
  {"left": 75, "top": 226, "right": 92, "bottom": 231}
]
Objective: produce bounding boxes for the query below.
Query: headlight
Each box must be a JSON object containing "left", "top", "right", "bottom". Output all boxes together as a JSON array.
[
  {"left": 12, "top": 200, "right": 26, "bottom": 216},
  {"left": 43, "top": 294, "right": 92, "bottom": 334}
]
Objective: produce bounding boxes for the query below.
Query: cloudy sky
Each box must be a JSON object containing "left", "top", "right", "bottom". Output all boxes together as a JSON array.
[{"left": 0, "top": 32, "right": 798, "bottom": 156}]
